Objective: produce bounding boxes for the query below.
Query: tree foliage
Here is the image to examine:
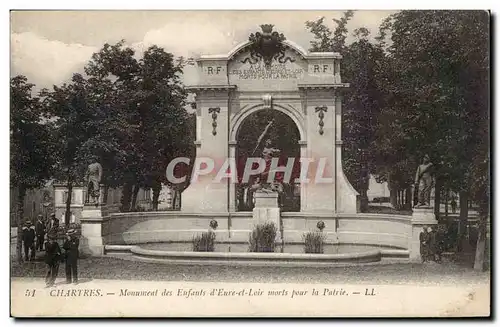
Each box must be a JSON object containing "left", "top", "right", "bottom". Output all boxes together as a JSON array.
[
  {"left": 10, "top": 75, "right": 55, "bottom": 261},
  {"left": 82, "top": 41, "right": 194, "bottom": 210}
]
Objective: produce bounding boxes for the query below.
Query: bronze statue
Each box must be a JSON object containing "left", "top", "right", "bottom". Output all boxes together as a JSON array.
[
  {"left": 85, "top": 159, "right": 103, "bottom": 204},
  {"left": 251, "top": 119, "right": 282, "bottom": 192},
  {"left": 414, "top": 154, "right": 434, "bottom": 207}
]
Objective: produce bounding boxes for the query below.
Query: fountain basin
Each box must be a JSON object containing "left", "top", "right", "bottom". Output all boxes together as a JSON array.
[{"left": 104, "top": 243, "right": 409, "bottom": 267}]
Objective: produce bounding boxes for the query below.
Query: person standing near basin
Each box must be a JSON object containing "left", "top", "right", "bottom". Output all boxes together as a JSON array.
[
  {"left": 63, "top": 229, "right": 80, "bottom": 284},
  {"left": 419, "top": 226, "right": 430, "bottom": 263},
  {"left": 428, "top": 226, "right": 437, "bottom": 262}
]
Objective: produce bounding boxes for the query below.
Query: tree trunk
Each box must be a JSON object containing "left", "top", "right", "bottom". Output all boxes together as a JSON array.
[
  {"left": 473, "top": 215, "right": 487, "bottom": 271},
  {"left": 360, "top": 189, "right": 368, "bottom": 212},
  {"left": 405, "top": 186, "right": 412, "bottom": 209},
  {"left": 152, "top": 182, "right": 161, "bottom": 211},
  {"left": 103, "top": 184, "right": 109, "bottom": 204},
  {"left": 457, "top": 191, "right": 469, "bottom": 252},
  {"left": 359, "top": 170, "right": 369, "bottom": 212},
  {"left": 172, "top": 189, "right": 178, "bottom": 210},
  {"left": 65, "top": 181, "right": 73, "bottom": 226},
  {"left": 16, "top": 185, "right": 26, "bottom": 263},
  {"left": 434, "top": 178, "right": 441, "bottom": 220},
  {"left": 444, "top": 189, "right": 449, "bottom": 217},
  {"left": 120, "top": 182, "right": 133, "bottom": 212},
  {"left": 389, "top": 189, "right": 397, "bottom": 209},
  {"left": 130, "top": 184, "right": 140, "bottom": 211}
]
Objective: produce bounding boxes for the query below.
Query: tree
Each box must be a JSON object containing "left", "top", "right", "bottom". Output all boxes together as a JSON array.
[
  {"left": 83, "top": 41, "right": 193, "bottom": 211},
  {"left": 10, "top": 75, "right": 55, "bottom": 262},
  {"left": 373, "top": 11, "right": 489, "bottom": 262},
  {"left": 342, "top": 28, "right": 386, "bottom": 211},
  {"left": 41, "top": 74, "right": 99, "bottom": 224}
]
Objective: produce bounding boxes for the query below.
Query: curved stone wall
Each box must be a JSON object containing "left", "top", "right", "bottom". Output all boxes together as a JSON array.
[{"left": 103, "top": 211, "right": 411, "bottom": 250}]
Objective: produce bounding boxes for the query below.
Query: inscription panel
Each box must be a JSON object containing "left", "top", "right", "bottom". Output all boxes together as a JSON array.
[
  {"left": 228, "top": 48, "right": 307, "bottom": 91},
  {"left": 229, "top": 62, "right": 304, "bottom": 80}
]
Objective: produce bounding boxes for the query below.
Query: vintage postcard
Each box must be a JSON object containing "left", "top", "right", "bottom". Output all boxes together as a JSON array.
[{"left": 10, "top": 9, "right": 490, "bottom": 317}]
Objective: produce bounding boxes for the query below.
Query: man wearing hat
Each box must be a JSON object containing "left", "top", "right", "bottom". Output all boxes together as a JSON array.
[
  {"left": 63, "top": 229, "right": 79, "bottom": 284},
  {"left": 22, "top": 220, "right": 36, "bottom": 261},
  {"left": 47, "top": 213, "right": 59, "bottom": 235},
  {"left": 419, "top": 225, "right": 430, "bottom": 263},
  {"left": 35, "top": 214, "right": 46, "bottom": 251},
  {"left": 45, "top": 232, "right": 62, "bottom": 287}
]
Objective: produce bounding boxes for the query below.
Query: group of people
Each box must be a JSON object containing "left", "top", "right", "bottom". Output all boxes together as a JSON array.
[
  {"left": 21, "top": 213, "right": 59, "bottom": 261},
  {"left": 419, "top": 225, "right": 445, "bottom": 263},
  {"left": 20, "top": 213, "right": 80, "bottom": 287}
]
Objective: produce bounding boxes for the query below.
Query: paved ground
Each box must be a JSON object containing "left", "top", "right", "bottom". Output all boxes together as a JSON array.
[{"left": 10, "top": 250, "right": 489, "bottom": 285}]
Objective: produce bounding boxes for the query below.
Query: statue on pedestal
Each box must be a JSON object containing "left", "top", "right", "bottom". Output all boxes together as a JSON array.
[
  {"left": 251, "top": 120, "right": 282, "bottom": 194},
  {"left": 85, "top": 158, "right": 103, "bottom": 205},
  {"left": 414, "top": 154, "right": 434, "bottom": 208}
]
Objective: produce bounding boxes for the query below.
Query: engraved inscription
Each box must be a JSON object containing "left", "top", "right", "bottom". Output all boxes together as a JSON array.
[{"left": 230, "top": 63, "right": 304, "bottom": 80}]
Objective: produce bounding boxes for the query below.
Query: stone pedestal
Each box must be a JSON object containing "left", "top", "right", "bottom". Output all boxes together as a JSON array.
[
  {"left": 409, "top": 206, "right": 438, "bottom": 262},
  {"left": 80, "top": 203, "right": 107, "bottom": 256},
  {"left": 252, "top": 191, "right": 282, "bottom": 242}
]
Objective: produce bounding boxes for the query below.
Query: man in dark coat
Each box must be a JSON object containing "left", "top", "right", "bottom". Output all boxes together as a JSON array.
[
  {"left": 419, "top": 225, "right": 430, "bottom": 263},
  {"left": 47, "top": 213, "right": 59, "bottom": 235},
  {"left": 35, "top": 215, "right": 46, "bottom": 251},
  {"left": 45, "top": 233, "right": 62, "bottom": 287},
  {"left": 428, "top": 226, "right": 438, "bottom": 262},
  {"left": 434, "top": 225, "right": 446, "bottom": 263},
  {"left": 63, "top": 229, "right": 79, "bottom": 284},
  {"left": 22, "top": 220, "right": 36, "bottom": 261}
]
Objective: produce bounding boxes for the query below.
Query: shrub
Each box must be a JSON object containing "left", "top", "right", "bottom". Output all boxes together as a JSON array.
[
  {"left": 303, "top": 231, "right": 326, "bottom": 254},
  {"left": 249, "top": 222, "right": 277, "bottom": 253},
  {"left": 192, "top": 231, "right": 216, "bottom": 252}
]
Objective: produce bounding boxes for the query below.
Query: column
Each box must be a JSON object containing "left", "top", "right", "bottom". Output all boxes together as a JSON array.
[
  {"left": 181, "top": 89, "right": 230, "bottom": 213},
  {"left": 303, "top": 90, "right": 336, "bottom": 212},
  {"left": 334, "top": 92, "right": 360, "bottom": 213},
  {"left": 228, "top": 142, "right": 237, "bottom": 212},
  {"left": 299, "top": 141, "right": 308, "bottom": 212}
]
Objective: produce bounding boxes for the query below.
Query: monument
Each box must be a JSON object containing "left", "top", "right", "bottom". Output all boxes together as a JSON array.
[
  {"left": 80, "top": 24, "right": 431, "bottom": 260},
  {"left": 81, "top": 159, "right": 106, "bottom": 255},
  {"left": 410, "top": 154, "right": 438, "bottom": 261},
  {"left": 181, "top": 24, "right": 360, "bottom": 216},
  {"left": 250, "top": 120, "right": 283, "bottom": 240},
  {"left": 85, "top": 159, "right": 103, "bottom": 205}
]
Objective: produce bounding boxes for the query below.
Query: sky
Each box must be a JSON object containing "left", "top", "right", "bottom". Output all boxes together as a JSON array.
[{"left": 10, "top": 10, "right": 397, "bottom": 91}]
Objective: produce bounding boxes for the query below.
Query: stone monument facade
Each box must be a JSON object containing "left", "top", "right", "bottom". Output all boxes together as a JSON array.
[{"left": 181, "top": 24, "right": 360, "bottom": 216}]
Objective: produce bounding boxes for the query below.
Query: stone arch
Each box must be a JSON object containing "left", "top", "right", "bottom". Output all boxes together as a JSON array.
[{"left": 230, "top": 103, "right": 306, "bottom": 143}]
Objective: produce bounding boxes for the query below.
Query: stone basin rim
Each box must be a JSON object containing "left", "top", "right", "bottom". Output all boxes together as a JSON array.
[{"left": 107, "top": 245, "right": 384, "bottom": 260}]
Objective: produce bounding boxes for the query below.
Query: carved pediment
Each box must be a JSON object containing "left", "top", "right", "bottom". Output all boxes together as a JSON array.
[{"left": 241, "top": 24, "right": 295, "bottom": 68}]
